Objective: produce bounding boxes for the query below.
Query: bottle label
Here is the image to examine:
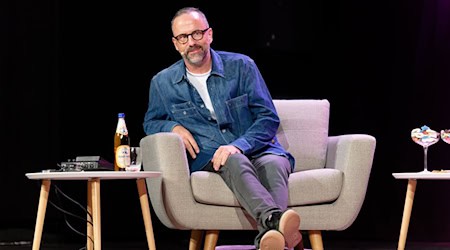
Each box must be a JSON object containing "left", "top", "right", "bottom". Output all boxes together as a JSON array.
[
  {"left": 115, "top": 145, "right": 131, "bottom": 169},
  {"left": 116, "top": 125, "right": 128, "bottom": 135},
  {"left": 116, "top": 128, "right": 128, "bottom": 135},
  {"left": 116, "top": 119, "right": 128, "bottom": 135}
]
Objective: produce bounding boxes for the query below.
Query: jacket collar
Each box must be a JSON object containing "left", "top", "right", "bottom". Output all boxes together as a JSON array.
[{"left": 171, "top": 48, "right": 224, "bottom": 85}]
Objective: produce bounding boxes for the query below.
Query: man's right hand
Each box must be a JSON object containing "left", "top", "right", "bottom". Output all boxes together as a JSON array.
[{"left": 172, "top": 125, "right": 200, "bottom": 159}]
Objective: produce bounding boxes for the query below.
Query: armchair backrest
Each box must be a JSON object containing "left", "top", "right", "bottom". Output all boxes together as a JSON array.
[{"left": 273, "top": 99, "right": 330, "bottom": 172}]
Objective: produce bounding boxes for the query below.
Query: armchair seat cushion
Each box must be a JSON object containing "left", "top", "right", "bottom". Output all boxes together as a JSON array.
[
  {"left": 191, "top": 168, "right": 343, "bottom": 207},
  {"left": 287, "top": 169, "right": 343, "bottom": 206}
]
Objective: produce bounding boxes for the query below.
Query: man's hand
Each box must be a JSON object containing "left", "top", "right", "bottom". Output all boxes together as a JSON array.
[
  {"left": 172, "top": 125, "right": 199, "bottom": 159},
  {"left": 212, "top": 145, "right": 241, "bottom": 171}
]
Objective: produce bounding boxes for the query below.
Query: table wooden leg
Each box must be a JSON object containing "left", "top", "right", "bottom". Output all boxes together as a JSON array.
[
  {"left": 136, "top": 178, "right": 156, "bottom": 250},
  {"left": 90, "top": 178, "right": 101, "bottom": 250},
  {"left": 87, "top": 181, "right": 93, "bottom": 250},
  {"left": 32, "top": 179, "right": 51, "bottom": 250},
  {"left": 398, "top": 179, "right": 417, "bottom": 250}
]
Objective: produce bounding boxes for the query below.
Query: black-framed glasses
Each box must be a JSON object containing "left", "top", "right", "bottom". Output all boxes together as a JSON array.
[{"left": 173, "top": 28, "right": 210, "bottom": 44}]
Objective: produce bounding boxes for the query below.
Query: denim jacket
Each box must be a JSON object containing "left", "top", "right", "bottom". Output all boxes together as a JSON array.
[{"left": 143, "top": 49, "right": 295, "bottom": 172}]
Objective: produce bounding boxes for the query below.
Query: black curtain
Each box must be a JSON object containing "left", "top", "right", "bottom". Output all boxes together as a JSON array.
[
  {"left": 1, "top": 0, "right": 450, "bottom": 244},
  {"left": 0, "top": 0, "right": 60, "bottom": 228}
]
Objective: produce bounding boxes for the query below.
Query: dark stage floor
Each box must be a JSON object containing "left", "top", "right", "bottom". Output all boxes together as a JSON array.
[
  {"left": 1, "top": 241, "right": 450, "bottom": 250},
  {"left": 1, "top": 228, "right": 450, "bottom": 250}
]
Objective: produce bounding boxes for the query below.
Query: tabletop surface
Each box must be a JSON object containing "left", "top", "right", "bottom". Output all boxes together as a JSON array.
[
  {"left": 392, "top": 171, "right": 450, "bottom": 180},
  {"left": 25, "top": 171, "right": 161, "bottom": 180}
]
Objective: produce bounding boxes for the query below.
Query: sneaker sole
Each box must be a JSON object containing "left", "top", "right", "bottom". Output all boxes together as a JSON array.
[
  {"left": 259, "top": 229, "right": 285, "bottom": 250},
  {"left": 278, "top": 209, "right": 302, "bottom": 248}
]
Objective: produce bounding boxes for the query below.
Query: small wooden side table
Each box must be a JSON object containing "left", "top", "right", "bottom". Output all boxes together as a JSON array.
[
  {"left": 392, "top": 171, "right": 450, "bottom": 250},
  {"left": 26, "top": 171, "right": 161, "bottom": 250}
]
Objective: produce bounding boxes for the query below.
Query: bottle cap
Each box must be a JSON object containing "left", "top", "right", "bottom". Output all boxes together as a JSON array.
[{"left": 118, "top": 113, "right": 125, "bottom": 118}]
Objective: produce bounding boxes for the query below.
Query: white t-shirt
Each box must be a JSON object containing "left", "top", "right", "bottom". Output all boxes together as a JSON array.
[{"left": 186, "top": 69, "right": 216, "bottom": 120}]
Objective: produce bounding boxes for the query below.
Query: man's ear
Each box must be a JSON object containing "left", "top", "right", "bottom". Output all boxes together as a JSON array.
[
  {"left": 208, "top": 28, "right": 213, "bottom": 43},
  {"left": 172, "top": 38, "right": 179, "bottom": 51}
]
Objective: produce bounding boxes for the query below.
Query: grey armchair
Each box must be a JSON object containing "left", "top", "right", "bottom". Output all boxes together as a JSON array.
[{"left": 140, "top": 99, "right": 376, "bottom": 250}]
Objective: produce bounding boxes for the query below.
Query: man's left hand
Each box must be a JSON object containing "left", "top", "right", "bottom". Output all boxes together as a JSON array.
[{"left": 212, "top": 145, "right": 241, "bottom": 171}]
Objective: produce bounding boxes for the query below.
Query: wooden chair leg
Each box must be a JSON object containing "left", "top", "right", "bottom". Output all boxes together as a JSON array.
[
  {"left": 189, "top": 230, "right": 204, "bottom": 250},
  {"left": 308, "top": 230, "right": 324, "bottom": 250},
  {"left": 203, "top": 230, "right": 220, "bottom": 250}
]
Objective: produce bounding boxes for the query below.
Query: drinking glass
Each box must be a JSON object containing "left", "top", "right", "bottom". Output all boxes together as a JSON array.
[
  {"left": 126, "top": 147, "right": 141, "bottom": 172},
  {"left": 411, "top": 125, "right": 440, "bottom": 172},
  {"left": 441, "top": 129, "right": 450, "bottom": 144}
]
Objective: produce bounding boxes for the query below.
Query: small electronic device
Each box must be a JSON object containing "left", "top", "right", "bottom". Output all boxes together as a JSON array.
[{"left": 59, "top": 156, "right": 114, "bottom": 171}]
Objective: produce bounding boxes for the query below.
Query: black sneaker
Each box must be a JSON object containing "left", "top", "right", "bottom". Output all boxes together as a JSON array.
[{"left": 265, "top": 209, "right": 302, "bottom": 249}]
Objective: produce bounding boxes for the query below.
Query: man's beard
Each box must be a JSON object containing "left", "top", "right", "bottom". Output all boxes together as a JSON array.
[{"left": 185, "top": 46, "right": 205, "bottom": 65}]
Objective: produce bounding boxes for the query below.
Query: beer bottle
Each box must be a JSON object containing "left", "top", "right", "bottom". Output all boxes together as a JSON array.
[{"left": 114, "top": 113, "right": 130, "bottom": 171}]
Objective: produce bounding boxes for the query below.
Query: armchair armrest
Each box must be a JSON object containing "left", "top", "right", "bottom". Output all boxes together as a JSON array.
[
  {"left": 326, "top": 134, "right": 376, "bottom": 173},
  {"left": 324, "top": 134, "right": 376, "bottom": 230},
  {"left": 140, "top": 132, "right": 190, "bottom": 176},
  {"left": 140, "top": 132, "right": 193, "bottom": 229}
]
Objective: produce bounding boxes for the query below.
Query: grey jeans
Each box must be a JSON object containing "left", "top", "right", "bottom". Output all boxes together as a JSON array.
[{"left": 203, "top": 153, "right": 292, "bottom": 246}]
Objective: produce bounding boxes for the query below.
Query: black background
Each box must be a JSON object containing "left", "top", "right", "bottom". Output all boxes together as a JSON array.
[{"left": 1, "top": 0, "right": 450, "bottom": 246}]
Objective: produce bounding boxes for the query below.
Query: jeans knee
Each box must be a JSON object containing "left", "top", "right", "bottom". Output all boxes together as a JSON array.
[{"left": 223, "top": 154, "right": 253, "bottom": 173}]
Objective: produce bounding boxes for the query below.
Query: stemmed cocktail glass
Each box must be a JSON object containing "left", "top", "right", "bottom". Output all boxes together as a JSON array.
[
  {"left": 411, "top": 125, "right": 440, "bottom": 173},
  {"left": 441, "top": 129, "right": 450, "bottom": 144}
]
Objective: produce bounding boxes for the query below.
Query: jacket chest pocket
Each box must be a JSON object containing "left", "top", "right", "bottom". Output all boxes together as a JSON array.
[{"left": 171, "top": 102, "right": 201, "bottom": 119}]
